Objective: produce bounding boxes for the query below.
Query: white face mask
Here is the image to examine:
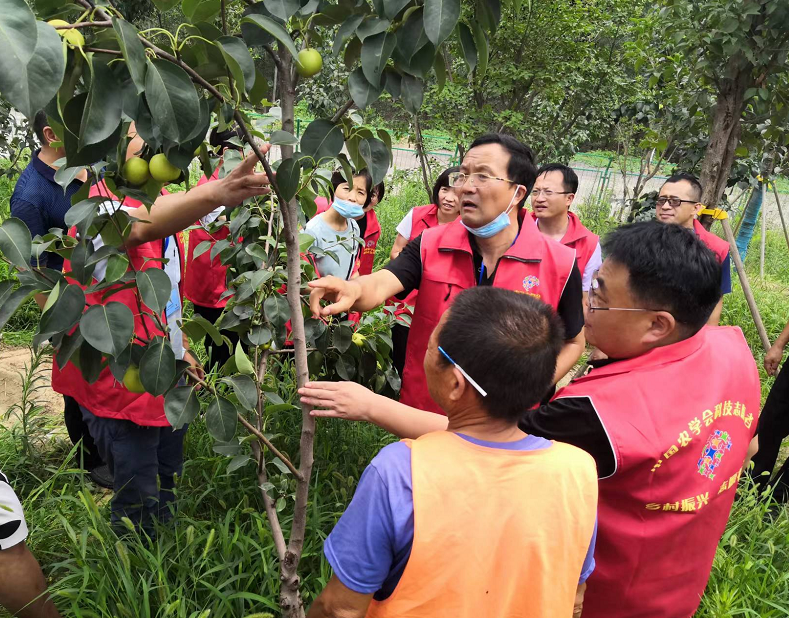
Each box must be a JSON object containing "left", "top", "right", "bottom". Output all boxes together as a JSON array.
[{"left": 461, "top": 185, "right": 522, "bottom": 238}]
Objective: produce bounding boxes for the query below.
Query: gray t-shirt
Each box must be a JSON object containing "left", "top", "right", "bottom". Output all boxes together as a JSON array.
[{"left": 305, "top": 214, "right": 360, "bottom": 280}]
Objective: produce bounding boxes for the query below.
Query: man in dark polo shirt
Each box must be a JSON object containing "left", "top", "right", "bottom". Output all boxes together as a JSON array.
[{"left": 10, "top": 111, "right": 111, "bottom": 488}]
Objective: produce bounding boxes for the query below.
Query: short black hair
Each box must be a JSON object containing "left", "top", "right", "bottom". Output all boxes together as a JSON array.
[
  {"left": 432, "top": 165, "right": 459, "bottom": 206},
  {"left": 330, "top": 169, "right": 373, "bottom": 207},
  {"left": 602, "top": 221, "right": 721, "bottom": 334},
  {"left": 209, "top": 127, "right": 244, "bottom": 151},
  {"left": 662, "top": 172, "right": 703, "bottom": 202},
  {"left": 437, "top": 287, "right": 564, "bottom": 421},
  {"left": 33, "top": 111, "right": 49, "bottom": 146},
  {"left": 467, "top": 133, "right": 538, "bottom": 205},
  {"left": 537, "top": 163, "right": 578, "bottom": 193},
  {"left": 373, "top": 181, "right": 385, "bottom": 203}
]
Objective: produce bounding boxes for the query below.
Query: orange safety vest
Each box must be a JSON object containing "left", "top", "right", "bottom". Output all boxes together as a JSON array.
[{"left": 366, "top": 431, "right": 598, "bottom": 618}]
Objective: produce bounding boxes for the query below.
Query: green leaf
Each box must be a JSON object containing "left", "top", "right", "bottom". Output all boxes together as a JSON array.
[
  {"left": 0, "top": 285, "right": 37, "bottom": 331},
  {"left": 270, "top": 130, "right": 298, "bottom": 145},
  {"left": 225, "top": 374, "right": 258, "bottom": 411},
  {"left": 471, "top": 20, "right": 488, "bottom": 78},
  {"left": 39, "top": 284, "right": 85, "bottom": 340},
  {"left": 276, "top": 157, "right": 301, "bottom": 202},
  {"left": 55, "top": 331, "right": 84, "bottom": 370},
  {"left": 68, "top": 240, "right": 96, "bottom": 285},
  {"left": 151, "top": 0, "right": 180, "bottom": 10},
  {"left": 275, "top": 497, "right": 286, "bottom": 512},
  {"left": 264, "top": 294, "right": 290, "bottom": 327},
  {"left": 424, "top": 0, "right": 460, "bottom": 47},
  {"left": 206, "top": 394, "right": 238, "bottom": 441},
  {"left": 241, "top": 14, "right": 299, "bottom": 58},
  {"left": 216, "top": 35, "right": 256, "bottom": 95},
  {"left": 144, "top": 59, "right": 201, "bottom": 142},
  {"left": 1, "top": 20, "right": 65, "bottom": 120},
  {"left": 234, "top": 340, "right": 256, "bottom": 375},
  {"left": 191, "top": 313, "right": 224, "bottom": 346},
  {"left": 165, "top": 386, "right": 200, "bottom": 430},
  {"left": 356, "top": 16, "right": 390, "bottom": 41},
  {"left": 78, "top": 341, "right": 104, "bottom": 384},
  {"left": 80, "top": 60, "right": 122, "bottom": 149},
  {"left": 457, "top": 23, "right": 477, "bottom": 71},
  {"left": 333, "top": 324, "right": 353, "bottom": 353},
  {"left": 333, "top": 14, "right": 365, "bottom": 57},
  {"left": 395, "top": 9, "right": 428, "bottom": 61},
  {"left": 335, "top": 354, "right": 355, "bottom": 379},
  {"left": 300, "top": 119, "right": 344, "bottom": 161},
  {"left": 361, "top": 31, "right": 396, "bottom": 86},
  {"left": 105, "top": 254, "right": 129, "bottom": 283},
  {"left": 136, "top": 268, "right": 171, "bottom": 314},
  {"left": 79, "top": 302, "right": 134, "bottom": 357},
  {"left": 64, "top": 198, "right": 101, "bottom": 230},
  {"left": 263, "top": 0, "right": 300, "bottom": 21},
  {"left": 349, "top": 67, "right": 383, "bottom": 109},
  {"left": 227, "top": 455, "right": 251, "bottom": 472},
  {"left": 359, "top": 138, "right": 390, "bottom": 185},
  {"left": 139, "top": 336, "right": 176, "bottom": 396},
  {"left": 0, "top": 217, "right": 32, "bottom": 269},
  {"left": 182, "top": 0, "right": 221, "bottom": 23},
  {"left": 248, "top": 68, "right": 269, "bottom": 105},
  {"left": 401, "top": 75, "right": 424, "bottom": 114},
  {"left": 113, "top": 18, "right": 148, "bottom": 95},
  {"left": 383, "top": 68, "right": 401, "bottom": 99},
  {"left": 384, "top": 0, "right": 411, "bottom": 20},
  {"left": 744, "top": 87, "right": 759, "bottom": 101}
]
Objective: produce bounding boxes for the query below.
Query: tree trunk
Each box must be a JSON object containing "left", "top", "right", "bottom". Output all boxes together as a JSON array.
[
  {"left": 276, "top": 50, "right": 313, "bottom": 618},
  {"left": 698, "top": 57, "right": 751, "bottom": 228}
]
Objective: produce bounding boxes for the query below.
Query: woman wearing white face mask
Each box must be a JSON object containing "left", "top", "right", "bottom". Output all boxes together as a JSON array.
[{"left": 305, "top": 170, "right": 372, "bottom": 280}]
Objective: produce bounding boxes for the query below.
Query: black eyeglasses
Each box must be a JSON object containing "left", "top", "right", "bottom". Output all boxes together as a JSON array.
[
  {"left": 656, "top": 197, "right": 697, "bottom": 208},
  {"left": 532, "top": 189, "right": 572, "bottom": 197}
]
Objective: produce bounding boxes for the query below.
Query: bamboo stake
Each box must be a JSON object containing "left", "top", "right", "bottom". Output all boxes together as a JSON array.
[
  {"left": 760, "top": 181, "right": 767, "bottom": 278},
  {"left": 721, "top": 216, "right": 770, "bottom": 352},
  {"left": 772, "top": 182, "right": 789, "bottom": 254}
]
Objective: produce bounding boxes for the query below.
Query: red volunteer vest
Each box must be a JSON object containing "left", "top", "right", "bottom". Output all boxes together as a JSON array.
[
  {"left": 184, "top": 170, "right": 229, "bottom": 308},
  {"left": 531, "top": 211, "right": 599, "bottom": 278},
  {"left": 555, "top": 326, "right": 759, "bottom": 618},
  {"left": 391, "top": 204, "right": 440, "bottom": 323},
  {"left": 316, "top": 199, "right": 381, "bottom": 276},
  {"left": 400, "top": 214, "right": 576, "bottom": 414},
  {"left": 51, "top": 182, "right": 184, "bottom": 427},
  {"left": 693, "top": 219, "right": 729, "bottom": 264}
]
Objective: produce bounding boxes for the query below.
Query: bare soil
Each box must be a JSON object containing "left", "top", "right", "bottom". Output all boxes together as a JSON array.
[{"left": 0, "top": 345, "right": 63, "bottom": 429}]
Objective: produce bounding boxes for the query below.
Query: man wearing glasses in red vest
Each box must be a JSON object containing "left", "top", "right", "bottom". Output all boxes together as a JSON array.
[{"left": 300, "top": 221, "right": 760, "bottom": 618}]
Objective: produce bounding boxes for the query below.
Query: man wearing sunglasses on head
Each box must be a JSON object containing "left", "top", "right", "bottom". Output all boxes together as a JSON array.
[
  {"left": 300, "top": 221, "right": 760, "bottom": 618},
  {"left": 308, "top": 133, "right": 586, "bottom": 415},
  {"left": 656, "top": 172, "right": 731, "bottom": 325}
]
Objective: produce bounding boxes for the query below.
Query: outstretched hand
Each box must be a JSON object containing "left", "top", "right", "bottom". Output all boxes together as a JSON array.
[
  {"left": 308, "top": 276, "right": 361, "bottom": 318},
  {"left": 299, "top": 381, "right": 377, "bottom": 422},
  {"left": 217, "top": 146, "right": 273, "bottom": 206}
]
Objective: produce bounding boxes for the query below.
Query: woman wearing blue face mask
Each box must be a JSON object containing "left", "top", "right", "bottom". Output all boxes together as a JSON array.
[{"left": 305, "top": 170, "right": 372, "bottom": 280}]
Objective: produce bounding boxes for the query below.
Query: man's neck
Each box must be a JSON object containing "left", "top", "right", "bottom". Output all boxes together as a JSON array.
[
  {"left": 682, "top": 219, "right": 695, "bottom": 230},
  {"left": 446, "top": 405, "right": 526, "bottom": 442},
  {"left": 475, "top": 219, "right": 518, "bottom": 271},
  {"left": 322, "top": 207, "right": 349, "bottom": 231},
  {"left": 36, "top": 146, "right": 62, "bottom": 168},
  {"left": 536, "top": 213, "right": 569, "bottom": 241}
]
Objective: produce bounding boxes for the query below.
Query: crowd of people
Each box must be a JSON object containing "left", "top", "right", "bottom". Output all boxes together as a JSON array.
[{"left": 0, "top": 113, "right": 782, "bottom": 617}]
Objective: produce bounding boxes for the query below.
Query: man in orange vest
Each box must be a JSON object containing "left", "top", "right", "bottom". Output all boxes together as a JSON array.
[
  {"left": 52, "top": 132, "right": 272, "bottom": 533},
  {"left": 307, "top": 287, "right": 598, "bottom": 618},
  {"left": 308, "top": 134, "right": 586, "bottom": 414},
  {"left": 300, "top": 221, "right": 760, "bottom": 618},
  {"left": 531, "top": 163, "right": 601, "bottom": 299},
  {"left": 656, "top": 172, "right": 731, "bottom": 325}
]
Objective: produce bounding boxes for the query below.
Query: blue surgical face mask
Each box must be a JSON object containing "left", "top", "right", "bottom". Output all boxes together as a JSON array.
[
  {"left": 461, "top": 185, "right": 522, "bottom": 239},
  {"left": 332, "top": 197, "right": 365, "bottom": 219}
]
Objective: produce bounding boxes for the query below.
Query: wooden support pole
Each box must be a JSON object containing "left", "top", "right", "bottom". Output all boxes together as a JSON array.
[
  {"left": 772, "top": 182, "right": 789, "bottom": 254},
  {"left": 721, "top": 216, "right": 771, "bottom": 352},
  {"left": 760, "top": 181, "right": 767, "bottom": 278}
]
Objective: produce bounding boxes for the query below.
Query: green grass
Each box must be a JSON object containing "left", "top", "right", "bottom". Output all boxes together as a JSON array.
[{"left": 2, "top": 171, "right": 789, "bottom": 616}]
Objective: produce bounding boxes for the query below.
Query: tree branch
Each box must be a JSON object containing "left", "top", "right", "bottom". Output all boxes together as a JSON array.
[
  {"left": 83, "top": 47, "right": 123, "bottom": 55},
  {"left": 330, "top": 99, "right": 355, "bottom": 123},
  {"left": 54, "top": 20, "right": 111, "bottom": 28},
  {"left": 251, "top": 440, "right": 287, "bottom": 561},
  {"left": 263, "top": 44, "right": 285, "bottom": 73}
]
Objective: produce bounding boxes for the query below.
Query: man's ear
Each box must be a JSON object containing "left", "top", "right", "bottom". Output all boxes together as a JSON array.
[
  {"left": 643, "top": 311, "right": 677, "bottom": 346},
  {"left": 447, "top": 366, "right": 468, "bottom": 403},
  {"left": 694, "top": 202, "right": 705, "bottom": 217},
  {"left": 42, "top": 126, "right": 58, "bottom": 147}
]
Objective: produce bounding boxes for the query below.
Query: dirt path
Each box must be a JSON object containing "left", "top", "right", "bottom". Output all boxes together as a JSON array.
[{"left": 0, "top": 346, "right": 63, "bottom": 429}]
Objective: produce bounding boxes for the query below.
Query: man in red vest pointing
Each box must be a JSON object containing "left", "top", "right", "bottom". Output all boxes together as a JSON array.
[
  {"left": 656, "top": 172, "right": 732, "bottom": 325},
  {"left": 300, "top": 221, "right": 761, "bottom": 618},
  {"left": 308, "top": 134, "right": 586, "bottom": 415}
]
